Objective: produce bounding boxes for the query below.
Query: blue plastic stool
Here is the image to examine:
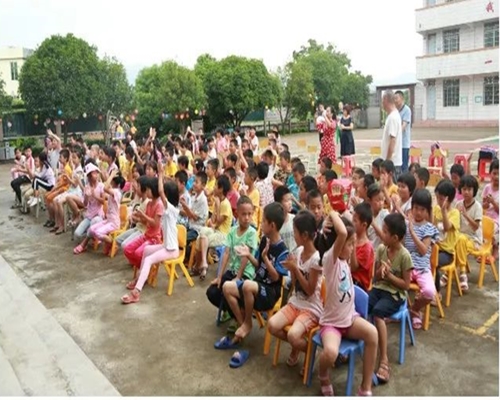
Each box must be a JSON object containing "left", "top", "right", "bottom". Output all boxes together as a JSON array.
[
  {"left": 215, "top": 246, "right": 226, "bottom": 326},
  {"left": 389, "top": 299, "right": 416, "bottom": 364}
]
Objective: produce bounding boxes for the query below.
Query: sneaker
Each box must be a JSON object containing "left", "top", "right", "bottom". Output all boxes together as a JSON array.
[
  {"left": 439, "top": 274, "right": 448, "bottom": 289},
  {"left": 28, "top": 197, "right": 39, "bottom": 207},
  {"left": 459, "top": 274, "right": 469, "bottom": 291}
]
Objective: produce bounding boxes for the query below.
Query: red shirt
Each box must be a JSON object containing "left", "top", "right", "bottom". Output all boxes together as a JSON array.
[
  {"left": 226, "top": 189, "right": 240, "bottom": 217},
  {"left": 144, "top": 198, "right": 165, "bottom": 241},
  {"left": 352, "top": 241, "right": 375, "bottom": 292}
]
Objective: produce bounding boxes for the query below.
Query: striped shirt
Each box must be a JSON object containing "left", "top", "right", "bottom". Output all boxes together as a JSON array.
[{"left": 404, "top": 222, "right": 439, "bottom": 271}]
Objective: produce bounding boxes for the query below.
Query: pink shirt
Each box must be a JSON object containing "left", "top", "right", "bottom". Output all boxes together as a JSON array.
[
  {"left": 216, "top": 138, "right": 227, "bottom": 153},
  {"left": 144, "top": 198, "right": 165, "bottom": 241},
  {"left": 482, "top": 183, "right": 499, "bottom": 221},
  {"left": 84, "top": 182, "right": 105, "bottom": 219},
  {"left": 319, "top": 247, "right": 356, "bottom": 328},
  {"left": 106, "top": 188, "right": 122, "bottom": 229}
]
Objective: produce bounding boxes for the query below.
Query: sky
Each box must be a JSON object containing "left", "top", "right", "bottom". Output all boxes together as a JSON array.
[{"left": 0, "top": 0, "right": 423, "bottom": 87}]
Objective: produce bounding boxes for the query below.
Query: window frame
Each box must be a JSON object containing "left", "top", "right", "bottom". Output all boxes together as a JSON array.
[
  {"left": 443, "top": 29, "right": 460, "bottom": 53},
  {"left": 10, "top": 61, "right": 18, "bottom": 81},
  {"left": 484, "top": 76, "right": 499, "bottom": 106},
  {"left": 484, "top": 21, "right": 499, "bottom": 48},
  {"left": 443, "top": 79, "right": 460, "bottom": 107}
]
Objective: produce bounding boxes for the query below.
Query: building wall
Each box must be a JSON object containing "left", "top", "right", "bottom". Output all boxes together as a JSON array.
[{"left": 0, "top": 47, "right": 33, "bottom": 97}]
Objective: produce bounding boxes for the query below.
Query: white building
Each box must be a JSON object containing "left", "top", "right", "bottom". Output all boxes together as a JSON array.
[
  {"left": 415, "top": 0, "right": 499, "bottom": 127},
  {"left": 0, "top": 47, "right": 33, "bottom": 98}
]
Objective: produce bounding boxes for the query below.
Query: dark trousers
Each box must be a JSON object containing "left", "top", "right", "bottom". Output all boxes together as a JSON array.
[
  {"left": 206, "top": 270, "right": 237, "bottom": 311},
  {"left": 435, "top": 250, "right": 454, "bottom": 291},
  {"left": 11, "top": 175, "right": 31, "bottom": 203}
]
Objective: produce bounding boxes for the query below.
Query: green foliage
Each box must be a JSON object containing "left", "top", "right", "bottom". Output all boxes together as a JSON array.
[
  {"left": 18, "top": 34, "right": 132, "bottom": 123},
  {"left": 341, "top": 71, "right": 373, "bottom": 108},
  {"left": 7, "top": 136, "right": 40, "bottom": 149},
  {"left": 196, "top": 55, "right": 277, "bottom": 127},
  {"left": 134, "top": 61, "right": 205, "bottom": 135},
  {"left": 0, "top": 79, "right": 13, "bottom": 113}
]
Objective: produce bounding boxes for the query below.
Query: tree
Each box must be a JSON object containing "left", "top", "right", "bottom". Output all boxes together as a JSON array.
[
  {"left": 291, "top": 39, "right": 372, "bottom": 110},
  {"left": 274, "top": 60, "right": 314, "bottom": 133},
  {"left": 0, "top": 79, "right": 13, "bottom": 113},
  {"left": 97, "top": 57, "right": 133, "bottom": 115},
  {"left": 196, "top": 55, "right": 277, "bottom": 127},
  {"left": 18, "top": 34, "right": 131, "bottom": 141},
  {"left": 134, "top": 61, "right": 205, "bottom": 135}
]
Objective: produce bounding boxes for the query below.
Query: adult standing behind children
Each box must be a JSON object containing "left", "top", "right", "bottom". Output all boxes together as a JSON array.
[
  {"left": 381, "top": 91, "right": 403, "bottom": 178},
  {"left": 339, "top": 105, "right": 355, "bottom": 158},
  {"left": 394, "top": 91, "right": 412, "bottom": 173}
]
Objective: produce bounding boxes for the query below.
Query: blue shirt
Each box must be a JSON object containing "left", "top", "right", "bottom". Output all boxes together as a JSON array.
[
  {"left": 404, "top": 221, "right": 439, "bottom": 271},
  {"left": 186, "top": 175, "right": 195, "bottom": 191},
  {"left": 398, "top": 104, "right": 412, "bottom": 149}
]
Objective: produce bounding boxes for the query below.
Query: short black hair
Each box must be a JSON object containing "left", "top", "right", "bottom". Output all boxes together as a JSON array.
[
  {"left": 207, "top": 158, "right": 219, "bottom": 171},
  {"left": 257, "top": 161, "right": 269, "bottom": 180},
  {"left": 397, "top": 172, "right": 417, "bottom": 196},
  {"left": 323, "top": 169, "right": 337, "bottom": 182},
  {"left": 490, "top": 158, "right": 499, "bottom": 173},
  {"left": 226, "top": 153, "right": 238, "bottom": 164},
  {"left": 353, "top": 168, "right": 366, "bottom": 178},
  {"left": 363, "top": 174, "right": 376, "bottom": 189},
  {"left": 177, "top": 155, "right": 189, "bottom": 168},
  {"left": 459, "top": 175, "right": 479, "bottom": 197},
  {"left": 138, "top": 175, "right": 149, "bottom": 194},
  {"left": 230, "top": 139, "right": 238, "bottom": 147},
  {"left": 237, "top": 195, "right": 254, "bottom": 209},
  {"left": 217, "top": 174, "right": 231, "bottom": 196},
  {"left": 164, "top": 180, "right": 180, "bottom": 207},
  {"left": 321, "top": 157, "right": 333, "bottom": 170},
  {"left": 262, "top": 149, "right": 274, "bottom": 160},
  {"left": 354, "top": 202, "right": 373, "bottom": 228},
  {"left": 415, "top": 167, "right": 430, "bottom": 186},
  {"left": 301, "top": 175, "right": 318, "bottom": 192},
  {"left": 146, "top": 160, "right": 158, "bottom": 173},
  {"left": 279, "top": 150, "right": 291, "bottom": 162},
  {"left": 409, "top": 162, "right": 421, "bottom": 172},
  {"left": 372, "top": 158, "right": 384, "bottom": 170},
  {"left": 450, "top": 163, "right": 465, "bottom": 178},
  {"left": 395, "top": 90, "right": 405, "bottom": 98},
  {"left": 384, "top": 213, "right": 406, "bottom": 240},
  {"left": 274, "top": 185, "right": 291, "bottom": 203},
  {"left": 292, "top": 162, "right": 306, "bottom": 175},
  {"left": 200, "top": 145, "right": 209, "bottom": 154},
  {"left": 291, "top": 157, "right": 302, "bottom": 165},
  {"left": 263, "top": 202, "right": 286, "bottom": 231},
  {"left": 293, "top": 210, "right": 317, "bottom": 240},
  {"left": 411, "top": 188, "right": 433, "bottom": 216},
  {"left": 224, "top": 167, "right": 237, "bottom": 182},
  {"left": 367, "top": 183, "right": 381, "bottom": 199},
  {"left": 246, "top": 166, "right": 258, "bottom": 181},
  {"left": 243, "top": 149, "right": 254, "bottom": 159},
  {"left": 281, "top": 143, "right": 289, "bottom": 152},
  {"left": 196, "top": 171, "right": 208, "bottom": 186},
  {"left": 381, "top": 159, "right": 395, "bottom": 174},
  {"left": 435, "top": 179, "right": 456, "bottom": 203},
  {"left": 175, "top": 170, "right": 188, "bottom": 185},
  {"left": 306, "top": 189, "right": 322, "bottom": 205},
  {"left": 60, "top": 148, "right": 70, "bottom": 160},
  {"left": 23, "top": 144, "right": 32, "bottom": 151}
]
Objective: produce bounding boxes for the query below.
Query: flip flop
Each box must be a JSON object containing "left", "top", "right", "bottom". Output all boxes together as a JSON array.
[
  {"left": 73, "top": 244, "right": 86, "bottom": 255},
  {"left": 121, "top": 291, "right": 140, "bottom": 304},
  {"left": 229, "top": 350, "right": 250, "bottom": 368},
  {"left": 214, "top": 336, "right": 239, "bottom": 350},
  {"left": 55, "top": 229, "right": 65, "bottom": 235},
  {"left": 286, "top": 351, "right": 300, "bottom": 367},
  {"left": 376, "top": 362, "right": 390, "bottom": 384}
]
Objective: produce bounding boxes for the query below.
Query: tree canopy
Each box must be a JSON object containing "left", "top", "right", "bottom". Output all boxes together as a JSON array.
[{"left": 0, "top": 79, "right": 12, "bottom": 114}]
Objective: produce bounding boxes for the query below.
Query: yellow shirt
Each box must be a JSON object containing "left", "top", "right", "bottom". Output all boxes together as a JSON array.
[
  {"left": 217, "top": 198, "right": 234, "bottom": 235},
  {"left": 384, "top": 184, "right": 399, "bottom": 209},
  {"left": 164, "top": 162, "right": 178, "bottom": 178},
  {"left": 206, "top": 177, "right": 216, "bottom": 213},
  {"left": 433, "top": 206, "right": 460, "bottom": 255},
  {"left": 185, "top": 150, "right": 194, "bottom": 172},
  {"left": 120, "top": 158, "right": 134, "bottom": 180},
  {"left": 247, "top": 188, "right": 260, "bottom": 226},
  {"left": 323, "top": 194, "right": 332, "bottom": 214}
]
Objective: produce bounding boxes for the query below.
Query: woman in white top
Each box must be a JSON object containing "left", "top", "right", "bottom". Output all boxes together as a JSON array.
[{"left": 122, "top": 161, "right": 180, "bottom": 304}]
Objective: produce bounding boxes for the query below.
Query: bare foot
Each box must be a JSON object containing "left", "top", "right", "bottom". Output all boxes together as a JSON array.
[{"left": 235, "top": 322, "right": 252, "bottom": 339}]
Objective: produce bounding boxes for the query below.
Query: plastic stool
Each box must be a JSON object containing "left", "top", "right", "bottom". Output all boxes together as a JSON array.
[
  {"left": 454, "top": 153, "right": 472, "bottom": 175},
  {"left": 479, "top": 159, "right": 492, "bottom": 182},
  {"left": 342, "top": 156, "right": 355, "bottom": 177},
  {"left": 428, "top": 153, "right": 444, "bottom": 168},
  {"left": 409, "top": 147, "right": 422, "bottom": 165}
]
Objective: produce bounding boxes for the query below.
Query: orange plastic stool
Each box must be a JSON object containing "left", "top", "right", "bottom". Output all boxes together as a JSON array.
[
  {"left": 478, "top": 159, "right": 492, "bottom": 182},
  {"left": 454, "top": 153, "right": 472, "bottom": 175},
  {"left": 341, "top": 156, "right": 355, "bottom": 177}
]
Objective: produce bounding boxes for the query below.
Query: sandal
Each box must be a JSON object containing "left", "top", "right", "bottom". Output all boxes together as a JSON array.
[
  {"left": 121, "top": 290, "right": 140, "bottom": 304},
  {"left": 376, "top": 362, "right": 391, "bottom": 384},
  {"left": 49, "top": 226, "right": 59, "bottom": 233},
  {"left": 410, "top": 310, "right": 423, "bottom": 330},
  {"left": 319, "top": 373, "right": 334, "bottom": 396},
  {"left": 200, "top": 266, "right": 208, "bottom": 281},
  {"left": 357, "top": 388, "right": 373, "bottom": 396},
  {"left": 214, "top": 336, "right": 240, "bottom": 350},
  {"left": 229, "top": 350, "right": 250, "bottom": 368},
  {"left": 126, "top": 279, "right": 138, "bottom": 290},
  {"left": 55, "top": 229, "right": 65, "bottom": 235},
  {"left": 189, "top": 268, "right": 200, "bottom": 277},
  {"left": 286, "top": 350, "right": 300, "bottom": 367},
  {"left": 73, "top": 244, "right": 86, "bottom": 255}
]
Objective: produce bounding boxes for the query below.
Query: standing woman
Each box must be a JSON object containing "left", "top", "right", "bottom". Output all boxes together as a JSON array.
[
  {"left": 318, "top": 106, "right": 337, "bottom": 164},
  {"left": 340, "top": 105, "right": 355, "bottom": 158}
]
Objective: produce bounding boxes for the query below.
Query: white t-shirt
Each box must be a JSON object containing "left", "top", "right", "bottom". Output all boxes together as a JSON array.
[
  {"left": 457, "top": 199, "right": 483, "bottom": 245},
  {"left": 280, "top": 213, "right": 296, "bottom": 252},
  {"left": 162, "top": 203, "right": 180, "bottom": 251},
  {"left": 368, "top": 209, "right": 390, "bottom": 250},
  {"left": 250, "top": 136, "right": 259, "bottom": 154},
  {"left": 381, "top": 109, "right": 403, "bottom": 167},
  {"left": 288, "top": 247, "right": 323, "bottom": 319}
]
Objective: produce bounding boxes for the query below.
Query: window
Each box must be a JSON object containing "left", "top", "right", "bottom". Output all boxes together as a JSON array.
[
  {"left": 443, "top": 29, "right": 460, "bottom": 53},
  {"left": 484, "top": 76, "right": 499, "bottom": 105},
  {"left": 443, "top": 79, "right": 460, "bottom": 107},
  {"left": 484, "top": 21, "right": 499, "bottom": 48},
  {"left": 10, "top": 62, "right": 18, "bottom": 81}
]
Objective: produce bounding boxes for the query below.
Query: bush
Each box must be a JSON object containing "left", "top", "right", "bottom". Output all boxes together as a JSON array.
[{"left": 7, "top": 137, "right": 41, "bottom": 150}]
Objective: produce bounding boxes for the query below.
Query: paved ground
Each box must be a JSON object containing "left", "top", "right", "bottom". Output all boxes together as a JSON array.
[{"left": 0, "top": 127, "right": 498, "bottom": 396}]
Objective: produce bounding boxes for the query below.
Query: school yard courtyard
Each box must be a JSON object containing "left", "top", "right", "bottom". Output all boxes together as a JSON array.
[{"left": 0, "top": 127, "right": 498, "bottom": 396}]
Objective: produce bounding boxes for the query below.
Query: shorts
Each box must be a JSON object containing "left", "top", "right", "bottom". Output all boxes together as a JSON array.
[
  {"left": 54, "top": 188, "right": 83, "bottom": 204},
  {"left": 198, "top": 227, "right": 226, "bottom": 248},
  {"left": 280, "top": 304, "right": 318, "bottom": 332},
  {"left": 319, "top": 315, "right": 360, "bottom": 339},
  {"left": 368, "top": 287, "right": 404, "bottom": 319},
  {"left": 236, "top": 280, "right": 280, "bottom": 312}
]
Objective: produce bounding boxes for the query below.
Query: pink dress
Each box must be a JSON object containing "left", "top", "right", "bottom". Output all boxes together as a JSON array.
[{"left": 318, "top": 118, "right": 337, "bottom": 164}]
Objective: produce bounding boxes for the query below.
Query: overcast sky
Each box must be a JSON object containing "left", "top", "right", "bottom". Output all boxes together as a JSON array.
[{"left": 0, "top": 0, "right": 423, "bottom": 86}]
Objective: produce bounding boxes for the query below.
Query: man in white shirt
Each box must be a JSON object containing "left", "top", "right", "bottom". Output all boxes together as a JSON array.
[
  {"left": 381, "top": 90, "right": 403, "bottom": 177},
  {"left": 249, "top": 128, "right": 259, "bottom": 154}
]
